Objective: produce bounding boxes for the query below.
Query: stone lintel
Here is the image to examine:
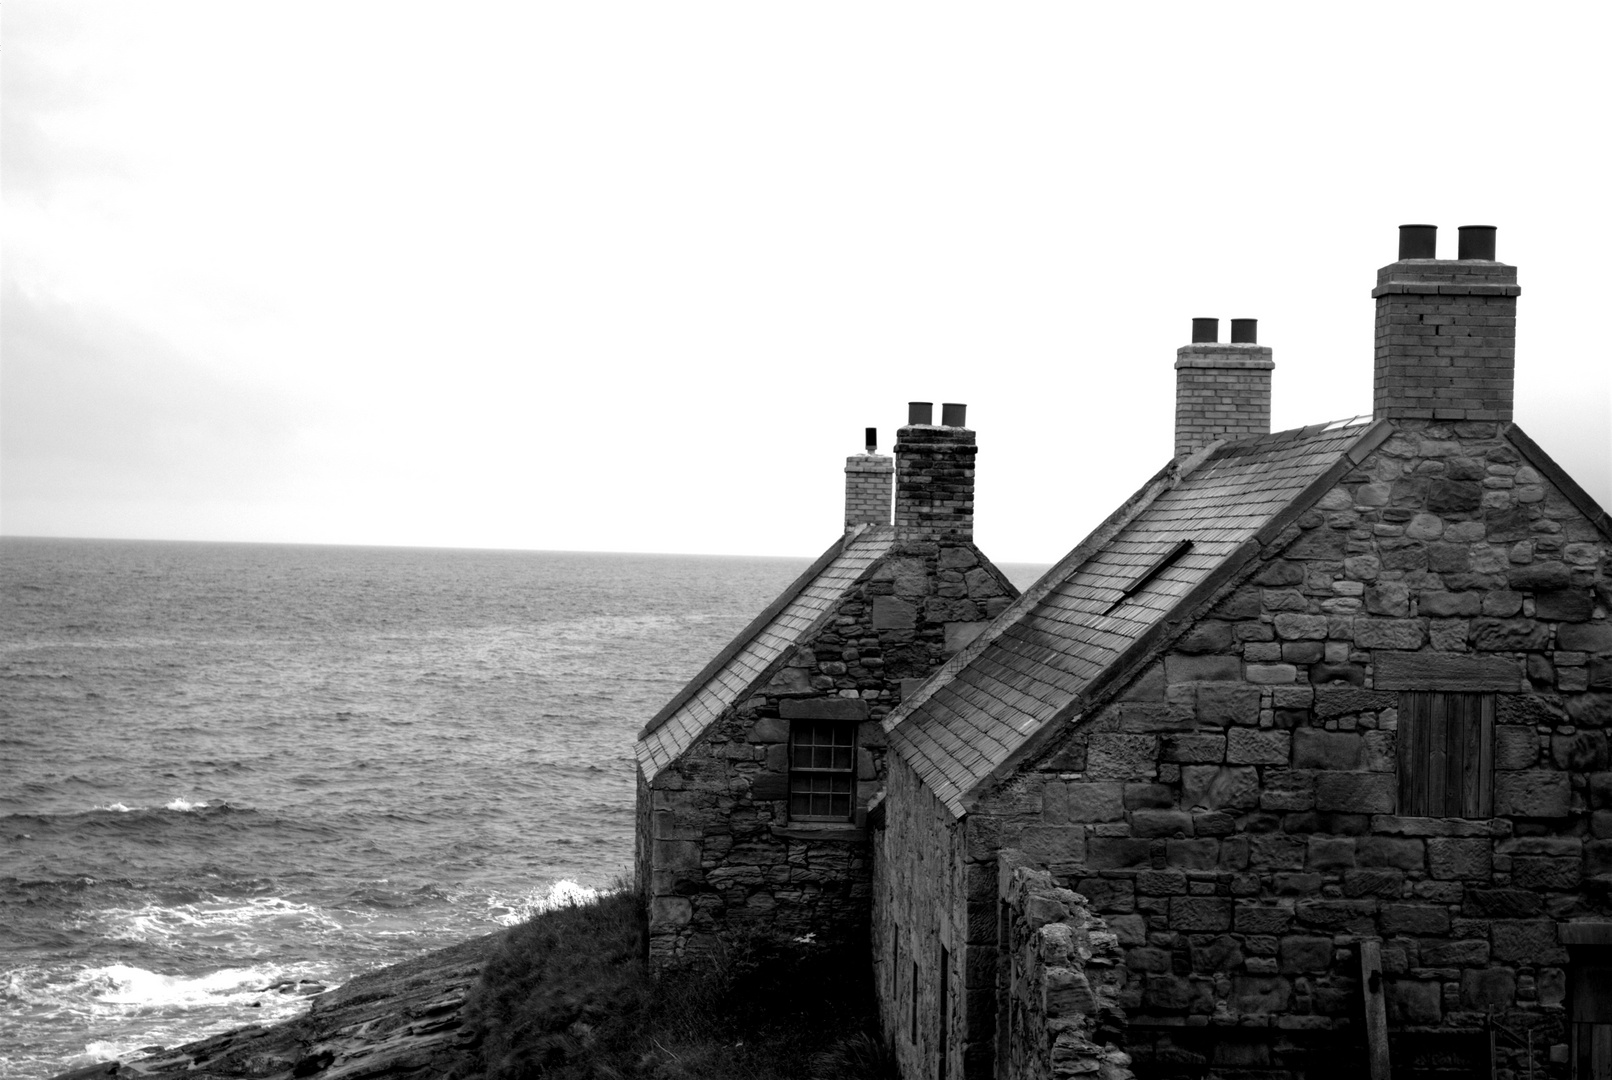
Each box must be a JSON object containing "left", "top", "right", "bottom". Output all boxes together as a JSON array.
[
  {"left": 1559, "top": 922, "right": 1612, "bottom": 945},
  {"left": 779, "top": 697, "right": 870, "bottom": 721},
  {"left": 1372, "top": 651, "right": 1523, "bottom": 691}
]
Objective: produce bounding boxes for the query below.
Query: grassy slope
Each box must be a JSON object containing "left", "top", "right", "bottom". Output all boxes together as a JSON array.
[{"left": 464, "top": 890, "right": 893, "bottom": 1080}]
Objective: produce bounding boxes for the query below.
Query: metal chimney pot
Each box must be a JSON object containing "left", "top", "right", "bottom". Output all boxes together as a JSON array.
[
  {"left": 1230, "top": 319, "right": 1258, "bottom": 344},
  {"left": 1399, "top": 224, "right": 1438, "bottom": 260},
  {"left": 941, "top": 403, "right": 967, "bottom": 428},
  {"left": 865, "top": 427, "right": 878, "bottom": 453},
  {"left": 1191, "top": 318, "right": 1219, "bottom": 344},
  {"left": 1458, "top": 225, "right": 1497, "bottom": 261},
  {"left": 908, "top": 402, "right": 934, "bottom": 425}
]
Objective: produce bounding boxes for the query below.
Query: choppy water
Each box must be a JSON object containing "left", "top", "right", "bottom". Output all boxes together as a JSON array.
[
  {"left": 0, "top": 537, "right": 1045, "bottom": 1078},
  {"left": 0, "top": 538, "right": 822, "bottom": 1078}
]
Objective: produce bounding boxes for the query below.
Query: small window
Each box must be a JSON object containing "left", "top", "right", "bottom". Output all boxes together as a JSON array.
[
  {"left": 789, "top": 721, "right": 855, "bottom": 820},
  {"left": 1397, "top": 692, "right": 1494, "bottom": 818}
]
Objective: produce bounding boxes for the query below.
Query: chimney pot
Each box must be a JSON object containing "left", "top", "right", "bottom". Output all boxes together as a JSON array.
[
  {"left": 1398, "top": 224, "right": 1438, "bottom": 260},
  {"left": 1191, "top": 317, "right": 1219, "bottom": 344},
  {"left": 907, "top": 401, "right": 933, "bottom": 425},
  {"left": 1229, "top": 319, "right": 1258, "bottom": 344},
  {"left": 1458, "top": 225, "right": 1497, "bottom": 261},
  {"left": 941, "top": 403, "right": 967, "bottom": 427},
  {"left": 865, "top": 427, "right": 877, "bottom": 453}
]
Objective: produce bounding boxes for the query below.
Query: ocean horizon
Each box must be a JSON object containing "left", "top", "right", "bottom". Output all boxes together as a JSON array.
[{"left": 0, "top": 536, "right": 1046, "bottom": 1077}]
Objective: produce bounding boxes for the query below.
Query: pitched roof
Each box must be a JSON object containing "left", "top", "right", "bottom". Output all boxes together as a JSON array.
[
  {"left": 885, "top": 419, "right": 1393, "bottom": 816},
  {"left": 637, "top": 524, "right": 897, "bottom": 779}
]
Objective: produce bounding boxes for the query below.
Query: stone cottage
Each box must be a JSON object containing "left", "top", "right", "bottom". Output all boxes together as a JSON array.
[
  {"left": 874, "top": 225, "right": 1612, "bottom": 1079},
  {"left": 635, "top": 409, "right": 1020, "bottom": 966}
]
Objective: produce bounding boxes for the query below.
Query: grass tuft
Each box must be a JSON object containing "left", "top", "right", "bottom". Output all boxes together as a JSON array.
[{"left": 464, "top": 890, "right": 893, "bottom": 1080}]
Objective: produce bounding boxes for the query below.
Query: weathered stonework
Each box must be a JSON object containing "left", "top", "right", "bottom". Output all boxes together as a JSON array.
[
  {"left": 643, "top": 538, "right": 1015, "bottom": 967},
  {"left": 998, "top": 859, "right": 1135, "bottom": 1080},
  {"left": 953, "top": 421, "right": 1612, "bottom": 1078}
]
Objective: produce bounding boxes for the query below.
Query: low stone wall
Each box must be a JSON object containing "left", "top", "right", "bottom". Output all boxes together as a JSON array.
[{"left": 1000, "top": 857, "right": 1134, "bottom": 1080}]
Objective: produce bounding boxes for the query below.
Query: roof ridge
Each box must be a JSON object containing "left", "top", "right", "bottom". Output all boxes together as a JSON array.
[
  {"left": 637, "top": 526, "right": 866, "bottom": 743},
  {"left": 882, "top": 448, "right": 1207, "bottom": 738},
  {"left": 947, "top": 417, "right": 1396, "bottom": 813}
]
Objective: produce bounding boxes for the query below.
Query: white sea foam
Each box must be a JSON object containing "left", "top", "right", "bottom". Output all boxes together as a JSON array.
[
  {"left": 92, "top": 802, "right": 136, "bottom": 812},
  {"left": 164, "top": 797, "right": 209, "bottom": 811},
  {"left": 487, "top": 879, "right": 604, "bottom": 926},
  {"left": 98, "top": 895, "right": 339, "bottom": 943}
]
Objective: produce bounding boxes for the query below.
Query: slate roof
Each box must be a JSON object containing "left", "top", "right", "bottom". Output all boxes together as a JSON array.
[
  {"left": 885, "top": 419, "right": 1393, "bottom": 816},
  {"left": 637, "top": 524, "right": 897, "bottom": 779}
]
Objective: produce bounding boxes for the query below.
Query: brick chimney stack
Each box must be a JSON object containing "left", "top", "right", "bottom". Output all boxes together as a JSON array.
[
  {"left": 1174, "top": 317, "right": 1274, "bottom": 457},
  {"left": 895, "top": 402, "right": 974, "bottom": 542},
  {"left": 1373, "top": 224, "right": 1520, "bottom": 421},
  {"left": 844, "top": 427, "right": 893, "bottom": 530}
]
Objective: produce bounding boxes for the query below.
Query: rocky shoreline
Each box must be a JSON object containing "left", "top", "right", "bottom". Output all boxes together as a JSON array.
[{"left": 53, "top": 931, "right": 504, "bottom": 1080}]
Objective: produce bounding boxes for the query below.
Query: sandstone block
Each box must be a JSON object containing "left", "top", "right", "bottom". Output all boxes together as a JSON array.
[
  {"left": 1421, "top": 939, "right": 1489, "bottom": 966},
  {"left": 1462, "top": 888, "right": 1544, "bottom": 918},
  {"left": 1494, "top": 770, "right": 1571, "bottom": 817},
  {"left": 1169, "top": 896, "right": 1232, "bottom": 932},
  {"left": 1387, "top": 979, "right": 1442, "bottom": 1026},
  {"left": 1234, "top": 903, "right": 1294, "bottom": 935},
  {"left": 1279, "top": 936, "right": 1334, "bottom": 974},
  {"left": 1511, "top": 856, "right": 1581, "bottom": 890},
  {"left": 1491, "top": 920, "right": 1568, "bottom": 964},
  {"left": 1343, "top": 869, "right": 1404, "bottom": 898},
  {"left": 1260, "top": 768, "right": 1316, "bottom": 811},
  {"left": 1536, "top": 588, "right": 1594, "bottom": 622},
  {"left": 1315, "top": 772, "right": 1396, "bottom": 813},
  {"left": 1085, "top": 734, "right": 1159, "bottom": 781},
  {"left": 1227, "top": 728, "right": 1291, "bottom": 764},
  {"left": 1085, "top": 837, "right": 1152, "bottom": 870},
  {"left": 1354, "top": 618, "right": 1427, "bottom": 649},
  {"left": 1164, "top": 838, "right": 1220, "bottom": 870},
  {"left": 869, "top": 596, "right": 917, "bottom": 629},
  {"left": 1508, "top": 561, "right": 1572, "bottom": 591},
  {"left": 1553, "top": 730, "right": 1609, "bottom": 771},
  {"left": 1495, "top": 726, "right": 1540, "bottom": 769},
  {"left": 1293, "top": 729, "right": 1364, "bottom": 769},
  {"left": 1275, "top": 614, "right": 1329, "bottom": 640},
  {"left": 779, "top": 697, "right": 869, "bottom": 721},
  {"left": 1246, "top": 663, "right": 1299, "bottom": 684},
  {"left": 1559, "top": 622, "right": 1612, "bottom": 655},
  {"left": 1364, "top": 582, "right": 1411, "bottom": 617},
  {"left": 1426, "top": 838, "right": 1492, "bottom": 881},
  {"left": 1195, "top": 683, "right": 1262, "bottom": 725},
  {"left": 1357, "top": 837, "right": 1425, "bottom": 871},
  {"left": 1161, "top": 733, "right": 1226, "bottom": 764},
  {"left": 1018, "top": 826, "right": 1085, "bottom": 864},
  {"left": 1372, "top": 650, "right": 1521, "bottom": 691},
  {"left": 1381, "top": 904, "right": 1451, "bottom": 935},
  {"left": 1295, "top": 899, "right": 1377, "bottom": 933},
  {"left": 1180, "top": 765, "right": 1259, "bottom": 811},
  {"left": 1049, "top": 782, "right": 1124, "bottom": 823},
  {"left": 1166, "top": 654, "right": 1242, "bottom": 683},
  {"left": 1307, "top": 836, "right": 1357, "bottom": 870},
  {"left": 1123, "top": 783, "right": 1174, "bottom": 809},
  {"left": 1232, "top": 974, "right": 1292, "bottom": 1013},
  {"left": 1420, "top": 591, "right": 1481, "bottom": 618},
  {"left": 1470, "top": 617, "right": 1550, "bottom": 651},
  {"left": 1131, "top": 809, "right": 1194, "bottom": 837}
]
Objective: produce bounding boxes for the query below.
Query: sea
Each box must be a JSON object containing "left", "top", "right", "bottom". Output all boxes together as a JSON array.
[{"left": 0, "top": 536, "right": 1044, "bottom": 1078}]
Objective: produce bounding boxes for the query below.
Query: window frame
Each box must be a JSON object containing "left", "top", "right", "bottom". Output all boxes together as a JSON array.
[
  {"left": 787, "top": 719, "right": 857, "bottom": 822},
  {"left": 1396, "top": 690, "right": 1495, "bottom": 818}
]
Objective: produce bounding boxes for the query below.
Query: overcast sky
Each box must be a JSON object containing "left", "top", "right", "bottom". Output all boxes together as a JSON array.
[{"left": 4, "top": 3, "right": 1609, "bottom": 563}]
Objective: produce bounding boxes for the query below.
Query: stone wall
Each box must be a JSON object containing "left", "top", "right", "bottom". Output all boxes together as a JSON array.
[
  {"left": 998, "top": 858, "right": 1134, "bottom": 1080},
  {"left": 1173, "top": 344, "right": 1273, "bottom": 458},
  {"left": 646, "top": 540, "right": 1014, "bottom": 968},
  {"left": 960, "top": 421, "right": 1611, "bottom": 1078}
]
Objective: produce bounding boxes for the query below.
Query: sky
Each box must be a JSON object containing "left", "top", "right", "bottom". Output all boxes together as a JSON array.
[{"left": 3, "top": 3, "right": 1609, "bottom": 563}]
